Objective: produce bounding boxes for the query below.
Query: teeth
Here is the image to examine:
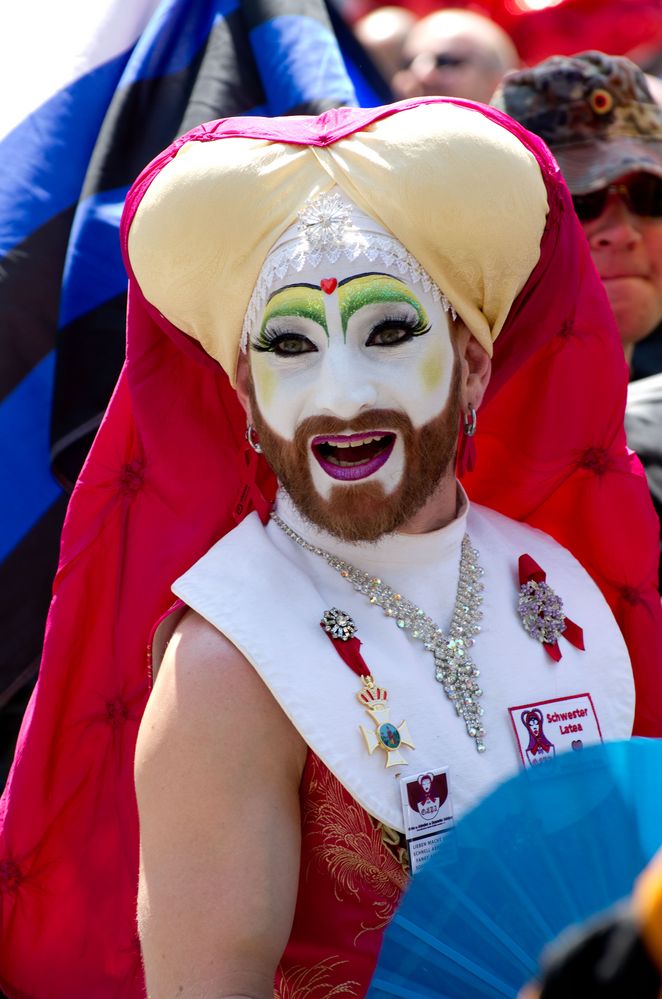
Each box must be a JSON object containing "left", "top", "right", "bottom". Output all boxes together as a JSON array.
[{"left": 330, "top": 434, "right": 386, "bottom": 449}]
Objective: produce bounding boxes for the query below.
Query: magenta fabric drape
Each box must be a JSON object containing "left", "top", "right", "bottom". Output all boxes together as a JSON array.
[{"left": 1, "top": 98, "right": 660, "bottom": 998}]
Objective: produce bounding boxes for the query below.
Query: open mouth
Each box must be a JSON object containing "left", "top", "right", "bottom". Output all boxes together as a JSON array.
[{"left": 311, "top": 431, "right": 396, "bottom": 481}]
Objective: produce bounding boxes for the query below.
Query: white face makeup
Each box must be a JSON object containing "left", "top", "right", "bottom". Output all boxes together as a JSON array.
[{"left": 248, "top": 256, "right": 455, "bottom": 500}]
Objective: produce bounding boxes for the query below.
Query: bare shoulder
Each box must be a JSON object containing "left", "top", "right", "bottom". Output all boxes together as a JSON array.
[
  {"left": 137, "top": 608, "right": 307, "bottom": 790},
  {"left": 154, "top": 606, "right": 275, "bottom": 700}
]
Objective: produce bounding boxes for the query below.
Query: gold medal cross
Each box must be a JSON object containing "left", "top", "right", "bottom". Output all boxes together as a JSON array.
[
  {"left": 318, "top": 607, "right": 415, "bottom": 770},
  {"left": 357, "top": 677, "right": 414, "bottom": 768}
]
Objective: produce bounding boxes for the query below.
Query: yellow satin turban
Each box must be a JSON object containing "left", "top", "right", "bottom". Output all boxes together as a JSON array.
[{"left": 127, "top": 101, "right": 548, "bottom": 384}]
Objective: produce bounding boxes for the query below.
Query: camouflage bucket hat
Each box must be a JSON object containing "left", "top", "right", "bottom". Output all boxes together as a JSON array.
[{"left": 493, "top": 50, "right": 662, "bottom": 194}]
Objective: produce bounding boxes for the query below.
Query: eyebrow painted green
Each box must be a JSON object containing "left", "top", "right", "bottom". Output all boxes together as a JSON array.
[{"left": 338, "top": 273, "right": 429, "bottom": 335}]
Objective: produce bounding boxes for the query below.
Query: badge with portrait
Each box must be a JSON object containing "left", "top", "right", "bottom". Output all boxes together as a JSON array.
[
  {"left": 509, "top": 693, "right": 603, "bottom": 769},
  {"left": 399, "top": 767, "right": 456, "bottom": 874}
]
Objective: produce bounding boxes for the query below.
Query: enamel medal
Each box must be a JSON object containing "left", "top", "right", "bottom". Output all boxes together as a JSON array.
[
  {"left": 320, "top": 607, "right": 415, "bottom": 769},
  {"left": 356, "top": 678, "right": 415, "bottom": 767}
]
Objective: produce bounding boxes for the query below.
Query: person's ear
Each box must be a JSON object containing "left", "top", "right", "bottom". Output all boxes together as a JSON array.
[
  {"left": 456, "top": 323, "right": 491, "bottom": 411},
  {"left": 235, "top": 351, "right": 253, "bottom": 421}
]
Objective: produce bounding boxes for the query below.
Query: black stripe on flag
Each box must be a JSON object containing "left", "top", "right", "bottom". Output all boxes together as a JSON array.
[
  {"left": 0, "top": 494, "right": 68, "bottom": 702},
  {"left": 0, "top": 206, "right": 75, "bottom": 403},
  {"left": 241, "top": 0, "right": 331, "bottom": 29},
  {"left": 80, "top": 12, "right": 266, "bottom": 200},
  {"left": 51, "top": 293, "right": 128, "bottom": 489}
]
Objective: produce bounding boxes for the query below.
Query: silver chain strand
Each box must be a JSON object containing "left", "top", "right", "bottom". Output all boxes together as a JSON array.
[{"left": 271, "top": 513, "right": 487, "bottom": 752}]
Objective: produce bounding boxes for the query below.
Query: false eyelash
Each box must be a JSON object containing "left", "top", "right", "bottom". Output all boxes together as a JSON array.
[
  {"left": 250, "top": 325, "right": 302, "bottom": 352},
  {"left": 371, "top": 313, "right": 432, "bottom": 337}
]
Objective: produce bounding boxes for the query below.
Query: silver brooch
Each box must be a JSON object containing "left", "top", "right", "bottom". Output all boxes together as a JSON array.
[
  {"left": 517, "top": 580, "right": 567, "bottom": 645},
  {"left": 297, "top": 192, "right": 354, "bottom": 252},
  {"left": 321, "top": 607, "right": 357, "bottom": 642}
]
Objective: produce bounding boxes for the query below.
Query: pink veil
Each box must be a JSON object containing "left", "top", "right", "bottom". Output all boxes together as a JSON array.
[{"left": 0, "top": 98, "right": 660, "bottom": 999}]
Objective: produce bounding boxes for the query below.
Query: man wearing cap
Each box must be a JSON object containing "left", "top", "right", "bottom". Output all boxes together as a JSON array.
[
  {"left": 493, "top": 51, "right": 662, "bottom": 377},
  {"left": 1, "top": 99, "right": 661, "bottom": 999}
]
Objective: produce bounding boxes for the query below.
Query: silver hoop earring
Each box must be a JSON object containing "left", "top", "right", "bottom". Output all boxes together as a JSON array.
[
  {"left": 246, "top": 423, "right": 263, "bottom": 454},
  {"left": 463, "top": 404, "right": 477, "bottom": 438}
]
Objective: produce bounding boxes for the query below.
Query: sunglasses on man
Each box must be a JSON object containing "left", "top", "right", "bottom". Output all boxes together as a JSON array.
[{"left": 571, "top": 173, "right": 662, "bottom": 223}]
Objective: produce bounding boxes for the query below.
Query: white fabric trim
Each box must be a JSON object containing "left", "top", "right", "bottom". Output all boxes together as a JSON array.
[{"left": 173, "top": 501, "right": 634, "bottom": 831}]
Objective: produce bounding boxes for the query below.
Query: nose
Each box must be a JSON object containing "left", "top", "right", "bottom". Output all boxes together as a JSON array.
[
  {"left": 410, "top": 53, "right": 449, "bottom": 91},
  {"left": 587, "top": 195, "right": 643, "bottom": 251},
  {"left": 313, "top": 348, "right": 379, "bottom": 419},
  {"left": 411, "top": 52, "right": 437, "bottom": 80}
]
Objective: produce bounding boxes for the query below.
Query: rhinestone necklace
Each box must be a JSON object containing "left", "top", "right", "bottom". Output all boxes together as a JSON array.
[{"left": 271, "top": 513, "right": 487, "bottom": 752}]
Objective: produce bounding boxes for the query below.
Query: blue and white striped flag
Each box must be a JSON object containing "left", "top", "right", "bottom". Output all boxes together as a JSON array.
[{"left": 0, "top": 0, "right": 389, "bottom": 708}]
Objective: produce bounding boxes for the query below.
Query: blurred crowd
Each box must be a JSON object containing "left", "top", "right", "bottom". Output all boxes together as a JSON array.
[
  {"left": 349, "top": 5, "right": 662, "bottom": 992},
  {"left": 350, "top": 3, "right": 662, "bottom": 588}
]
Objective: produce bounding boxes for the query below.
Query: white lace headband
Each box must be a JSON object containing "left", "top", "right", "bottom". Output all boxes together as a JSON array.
[{"left": 240, "top": 191, "right": 454, "bottom": 351}]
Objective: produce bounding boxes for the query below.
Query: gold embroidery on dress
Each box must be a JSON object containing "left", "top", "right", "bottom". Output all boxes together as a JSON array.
[
  {"left": 304, "top": 759, "right": 409, "bottom": 940},
  {"left": 275, "top": 956, "right": 360, "bottom": 998},
  {"left": 378, "top": 821, "right": 411, "bottom": 878}
]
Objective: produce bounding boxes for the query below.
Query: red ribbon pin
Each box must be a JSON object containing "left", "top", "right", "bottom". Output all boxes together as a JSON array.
[{"left": 518, "top": 554, "right": 585, "bottom": 662}]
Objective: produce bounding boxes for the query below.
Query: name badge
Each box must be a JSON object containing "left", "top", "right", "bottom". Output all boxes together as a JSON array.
[
  {"left": 508, "top": 693, "right": 602, "bottom": 769},
  {"left": 399, "top": 767, "right": 455, "bottom": 874}
]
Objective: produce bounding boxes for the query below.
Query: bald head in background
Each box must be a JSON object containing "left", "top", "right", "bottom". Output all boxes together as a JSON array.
[
  {"left": 354, "top": 6, "right": 417, "bottom": 84},
  {"left": 392, "top": 8, "right": 519, "bottom": 104}
]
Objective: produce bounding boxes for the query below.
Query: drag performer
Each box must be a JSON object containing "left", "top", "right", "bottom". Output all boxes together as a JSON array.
[{"left": 1, "top": 99, "right": 661, "bottom": 999}]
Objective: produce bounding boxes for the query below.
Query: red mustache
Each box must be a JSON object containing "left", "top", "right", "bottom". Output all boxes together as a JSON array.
[{"left": 294, "top": 409, "right": 413, "bottom": 442}]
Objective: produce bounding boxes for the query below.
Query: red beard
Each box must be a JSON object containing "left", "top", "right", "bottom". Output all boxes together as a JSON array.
[{"left": 250, "top": 362, "right": 461, "bottom": 542}]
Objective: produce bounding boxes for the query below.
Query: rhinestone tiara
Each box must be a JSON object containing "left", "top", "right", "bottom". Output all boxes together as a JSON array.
[{"left": 240, "top": 191, "right": 454, "bottom": 351}]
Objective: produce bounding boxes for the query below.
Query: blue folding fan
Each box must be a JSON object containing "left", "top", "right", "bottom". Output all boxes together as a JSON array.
[{"left": 368, "top": 738, "right": 662, "bottom": 999}]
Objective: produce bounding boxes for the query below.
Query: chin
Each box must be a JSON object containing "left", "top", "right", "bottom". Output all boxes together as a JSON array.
[
  {"left": 619, "top": 319, "right": 661, "bottom": 351},
  {"left": 608, "top": 294, "right": 662, "bottom": 348},
  {"left": 294, "top": 480, "right": 415, "bottom": 543}
]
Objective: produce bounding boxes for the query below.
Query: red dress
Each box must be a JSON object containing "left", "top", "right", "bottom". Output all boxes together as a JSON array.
[{"left": 276, "top": 752, "right": 409, "bottom": 998}]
